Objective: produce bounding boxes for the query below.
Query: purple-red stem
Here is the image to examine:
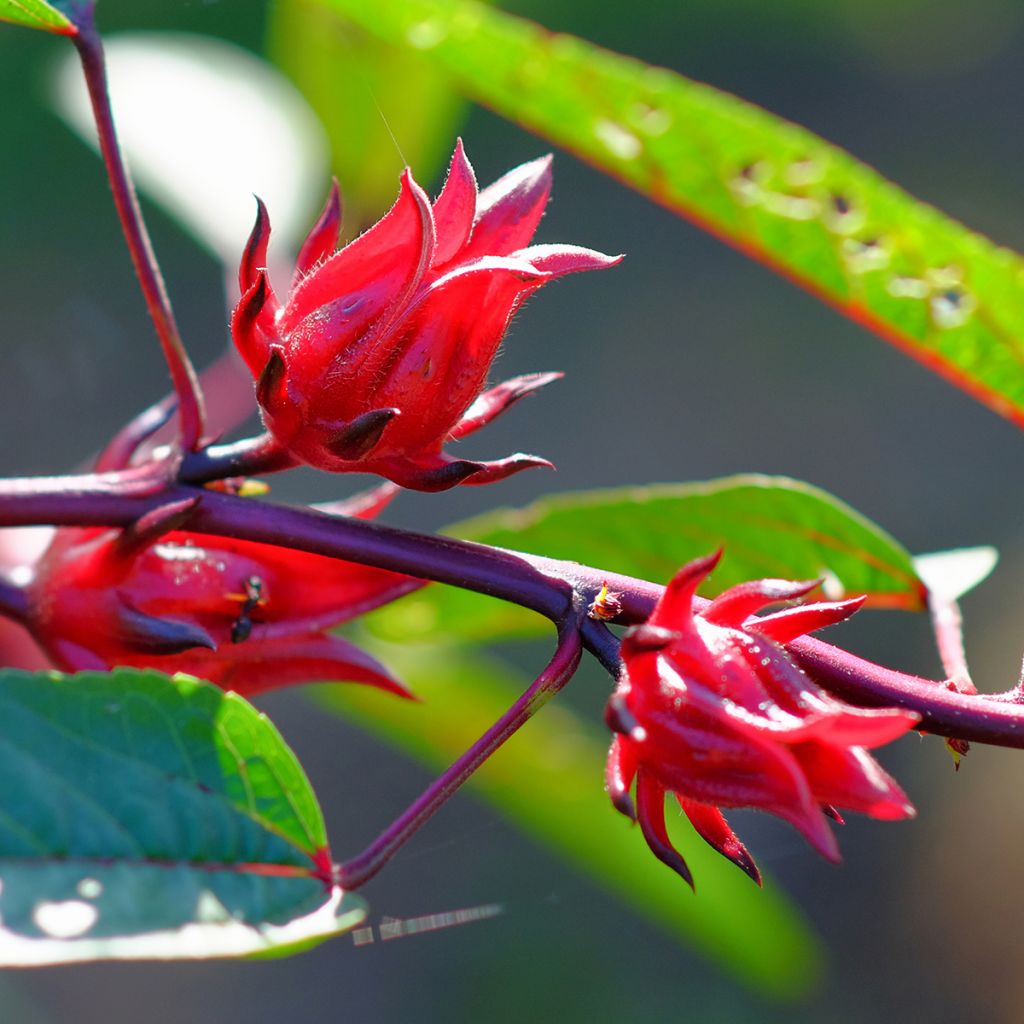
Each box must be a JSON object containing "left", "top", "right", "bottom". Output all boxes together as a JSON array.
[
  {"left": 1, "top": 474, "right": 1023, "bottom": 746},
  {"left": 338, "top": 625, "right": 583, "bottom": 888},
  {"left": 72, "top": 18, "right": 205, "bottom": 452}
]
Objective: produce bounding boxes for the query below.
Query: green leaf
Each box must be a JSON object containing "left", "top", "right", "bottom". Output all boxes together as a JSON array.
[
  {"left": 369, "top": 474, "right": 926, "bottom": 644},
  {"left": 0, "top": 0, "right": 74, "bottom": 34},
  {"left": 318, "top": 641, "right": 823, "bottom": 998},
  {"left": 320, "top": 0, "right": 1024, "bottom": 429},
  {"left": 267, "top": 0, "right": 468, "bottom": 228},
  {"left": 0, "top": 668, "right": 365, "bottom": 964}
]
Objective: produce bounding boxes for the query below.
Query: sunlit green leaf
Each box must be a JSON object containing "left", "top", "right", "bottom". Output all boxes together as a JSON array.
[
  {"left": 318, "top": 641, "right": 822, "bottom": 998},
  {"left": 369, "top": 475, "right": 926, "bottom": 644},
  {"left": 321, "top": 0, "right": 1024, "bottom": 429},
  {"left": 0, "top": 668, "right": 364, "bottom": 964},
  {"left": 0, "top": 0, "right": 73, "bottom": 34},
  {"left": 267, "top": 0, "right": 468, "bottom": 228}
]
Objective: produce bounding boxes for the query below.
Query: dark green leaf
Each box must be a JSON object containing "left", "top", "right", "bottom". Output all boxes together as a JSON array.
[
  {"left": 369, "top": 475, "right": 926, "bottom": 644},
  {"left": 321, "top": 0, "right": 1024, "bottom": 429},
  {"left": 0, "top": 668, "right": 365, "bottom": 964},
  {"left": 0, "top": 0, "right": 74, "bottom": 34},
  {"left": 318, "top": 641, "right": 822, "bottom": 998}
]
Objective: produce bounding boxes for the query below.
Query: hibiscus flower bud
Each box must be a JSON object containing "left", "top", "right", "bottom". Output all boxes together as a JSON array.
[
  {"left": 606, "top": 551, "right": 919, "bottom": 888},
  {"left": 26, "top": 493, "right": 418, "bottom": 697},
  {"left": 231, "top": 140, "right": 622, "bottom": 491}
]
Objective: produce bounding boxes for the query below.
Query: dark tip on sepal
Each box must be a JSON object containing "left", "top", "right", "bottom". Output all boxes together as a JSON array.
[
  {"left": 295, "top": 180, "right": 343, "bottom": 283},
  {"left": 729, "top": 846, "right": 763, "bottom": 887},
  {"left": 605, "top": 693, "right": 647, "bottom": 741},
  {"left": 611, "top": 787, "right": 637, "bottom": 822},
  {"left": 325, "top": 408, "right": 400, "bottom": 462},
  {"left": 117, "top": 497, "right": 201, "bottom": 555},
  {"left": 239, "top": 197, "right": 271, "bottom": 293},
  {"left": 235, "top": 270, "right": 270, "bottom": 339},
  {"left": 822, "top": 804, "right": 846, "bottom": 824},
  {"left": 621, "top": 623, "right": 680, "bottom": 654},
  {"left": 115, "top": 603, "right": 216, "bottom": 655},
  {"left": 256, "top": 349, "right": 286, "bottom": 410}
]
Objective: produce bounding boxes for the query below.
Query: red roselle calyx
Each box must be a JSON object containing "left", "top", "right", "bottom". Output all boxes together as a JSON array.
[
  {"left": 231, "top": 139, "right": 622, "bottom": 491},
  {"left": 25, "top": 494, "right": 419, "bottom": 697},
  {"left": 606, "top": 552, "right": 919, "bottom": 887}
]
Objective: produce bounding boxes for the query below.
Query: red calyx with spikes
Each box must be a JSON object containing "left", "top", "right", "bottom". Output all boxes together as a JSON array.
[
  {"left": 25, "top": 487, "right": 419, "bottom": 698},
  {"left": 606, "top": 552, "right": 919, "bottom": 888},
  {"left": 231, "top": 140, "right": 622, "bottom": 491}
]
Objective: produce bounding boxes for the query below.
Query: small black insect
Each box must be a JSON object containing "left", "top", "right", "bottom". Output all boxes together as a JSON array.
[{"left": 230, "top": 575, "right": 265, "bottom": 644}]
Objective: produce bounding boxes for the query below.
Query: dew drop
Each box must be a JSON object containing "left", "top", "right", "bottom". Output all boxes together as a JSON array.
[
  {"left": 930, "top": 287, "right": 975, "bottom": 329},
  {"left": 77, "top": 878, "right": 103, "bottom": 899},
  {"left": 594, "top": 119, "right": 642, "bottom": 160},
  {"left": 820, "top": 570, "right": 844, "bottom": 601},
  {"left": 33, "top": 900, "right": 98, "bottom": 939}
]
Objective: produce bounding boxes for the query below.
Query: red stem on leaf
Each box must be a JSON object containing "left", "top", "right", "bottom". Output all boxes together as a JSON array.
[{"left": 337, "top": 624, "right": 583, "bottom": 889}]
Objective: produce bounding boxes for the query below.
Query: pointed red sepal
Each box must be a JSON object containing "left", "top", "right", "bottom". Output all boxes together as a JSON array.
[
  {"left": 678, "top": 797, "right": 761, "bottom": 886},
  {"left": 294, "top": 180, "right": 342, "bottom": 286},
  {"left": 606, "top": 734, "right": 639, "bottom": 820},
  {"left": 465, "top": 153, "right": 553, "bottom": 259},
  {"left": 517, "top": 244, "right": 625, "bottom": 277},
  {"left": 239, "top": 196, "right": 271, "bottom": 294},
  {"left": 181, "top": 631, "right": 414, "bottom": 700},
  {"left": 314, "top": 482, "right": 401, "bottom": 521},
  {"left": 749, "top": 596, "right": 866, "bottom": 643},
  {"left": 701, "top": 577, "right": 821, "bottom": 627},
  {"left": 652, "top": 550, "right": 723, "bottom": 629},
  {"left": 636, "top": 773, "right": 694, "bottom": 890},
  {"left": 450, "top": 372, "right": 563, "bottom": 440},
  {"left": 432, "top": 138, "right": 478, "bottom": 267},
  {"left": 233, "top": 272, "right": 276, "bottom": 376}
]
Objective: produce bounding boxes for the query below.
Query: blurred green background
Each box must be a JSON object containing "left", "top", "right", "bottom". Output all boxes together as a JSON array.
[{"left": 4, "top": 0, "right": 1024, "bottom": 1020}]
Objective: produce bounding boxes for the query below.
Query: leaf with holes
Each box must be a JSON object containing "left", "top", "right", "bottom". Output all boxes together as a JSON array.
[
  {"left": 367, "top": 475, "right": 926, "bottom": 644},
  {"left": 0, "top": 668, "right": 364, "bottom": 964},
  {"left": 0, "top": 0, "right": 74, "bottom": 33},
  {"left": 321, "top": 0, "right": 1024, "bottom": 429}
]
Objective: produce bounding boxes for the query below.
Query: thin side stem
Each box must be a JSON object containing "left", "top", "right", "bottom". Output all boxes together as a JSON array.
[
  {"left": 581, "top": 617, "right": 623, "bottom": 678},
  {"left": 72, "top": 19, "right": 205, "bottom": 451},
  {"left": 337, "top": 624, "right": 583, "bottom": 889}
]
